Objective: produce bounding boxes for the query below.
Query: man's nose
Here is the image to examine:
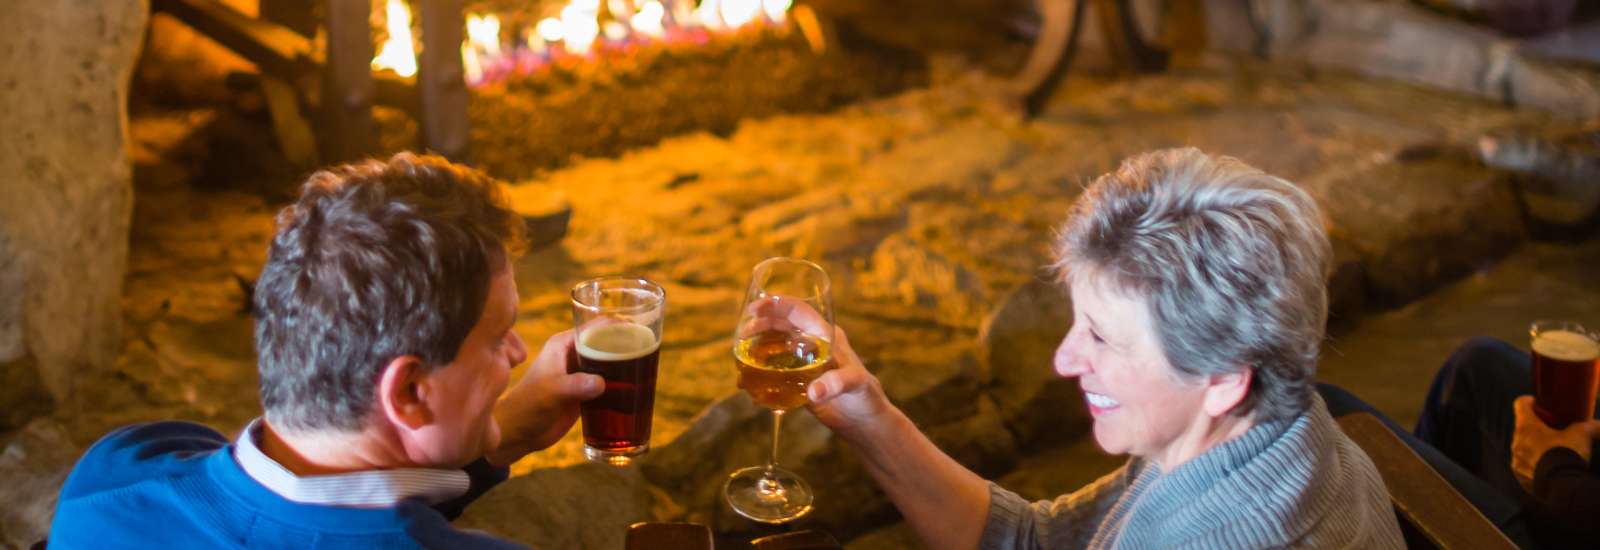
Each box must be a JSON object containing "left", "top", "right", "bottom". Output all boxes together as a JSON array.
[{"left": 507, "top": 331, "right": 529, "bottom": 366}]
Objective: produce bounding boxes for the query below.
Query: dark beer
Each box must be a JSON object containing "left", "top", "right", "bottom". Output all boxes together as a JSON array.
[
  {"left": 577, "top": 322, "right": 660, "bottom": 456},
  {"left": 735, "top": 329, "right": 833, "bottom": 411},
  {"left": 1532, "top": 328, "right": 1600, "bottom": 428}
]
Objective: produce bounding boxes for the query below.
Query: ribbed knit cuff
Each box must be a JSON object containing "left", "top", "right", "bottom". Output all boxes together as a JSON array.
[{"left": 979, "top": 482, "right": 1032, "bottom": 550}]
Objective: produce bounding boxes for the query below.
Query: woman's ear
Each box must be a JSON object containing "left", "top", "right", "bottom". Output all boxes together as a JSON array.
[
  {"left": 377, "top": 356, "right": 433, "bottom": 430},
  {"left": 1201, "top": 367, "right": 1252, "bottom": 418}
]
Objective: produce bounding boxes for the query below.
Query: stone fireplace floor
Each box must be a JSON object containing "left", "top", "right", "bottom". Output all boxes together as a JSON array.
[{"left": 6, "top": 54, "right": 1594, "bottom": 548}]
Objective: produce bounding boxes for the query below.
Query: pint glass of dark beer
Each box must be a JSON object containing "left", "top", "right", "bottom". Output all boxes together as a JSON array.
[
  {"left": 1530, "top": 320, "right": 1600, "bottom": 428},
  {"left": 571, "top": 277, "right": 664, "bottom": 465}
]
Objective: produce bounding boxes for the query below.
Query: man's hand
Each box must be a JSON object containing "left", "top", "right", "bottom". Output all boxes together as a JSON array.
[
  {"left": 1511, "top": 395, "right": 1600, "bottom": 488},
  {"left": 487, "top": 330, "right": 604, "bottom": 467},
  {"left": 806, "top": 328, "right": 896, "bottom": 442}
]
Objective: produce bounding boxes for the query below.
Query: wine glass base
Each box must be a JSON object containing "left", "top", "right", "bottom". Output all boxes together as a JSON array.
[{"left": 723, "top": 465, "right": 814, "bottom": 524}]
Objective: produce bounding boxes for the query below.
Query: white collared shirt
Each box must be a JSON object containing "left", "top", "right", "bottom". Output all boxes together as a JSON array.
[{"left": 232, "top": 418, "right": 470, "bottom": 508}]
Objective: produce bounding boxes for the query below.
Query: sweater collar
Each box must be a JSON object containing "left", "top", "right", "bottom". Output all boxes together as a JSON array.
[
  {"left": 1121, "top": 394, "right": 1336, "bottom": 531},
  {"left": 232, "top": 418, "right": 470, "bottom": 508}
]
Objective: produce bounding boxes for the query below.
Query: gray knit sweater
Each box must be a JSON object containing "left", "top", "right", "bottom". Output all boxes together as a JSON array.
[{"left": 980, "top": 395, "right": 1404, "bottom": 549}]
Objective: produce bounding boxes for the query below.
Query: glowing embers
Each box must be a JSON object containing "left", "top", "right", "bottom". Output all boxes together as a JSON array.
[{"left": 372, "top": 0, "right": 795, "bottom": 87}]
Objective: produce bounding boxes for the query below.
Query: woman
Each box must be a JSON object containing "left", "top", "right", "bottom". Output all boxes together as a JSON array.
[{"left": 807, "top": 148, "right": 1404, "bottom": 548}]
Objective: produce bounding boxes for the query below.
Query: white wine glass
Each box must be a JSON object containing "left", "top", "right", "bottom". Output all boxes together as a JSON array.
[{"left": 723, "top": 257, "right": 835, "bottom": 524}]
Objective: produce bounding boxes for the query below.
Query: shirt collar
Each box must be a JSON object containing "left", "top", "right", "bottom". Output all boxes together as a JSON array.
[{"left": 232, "top": 418, "right": 470, "bottom": 508}]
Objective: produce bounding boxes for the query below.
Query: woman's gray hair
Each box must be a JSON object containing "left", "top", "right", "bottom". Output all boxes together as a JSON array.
[{"left": 1054, "top": 148, "right": 1332, "bottom": 423}]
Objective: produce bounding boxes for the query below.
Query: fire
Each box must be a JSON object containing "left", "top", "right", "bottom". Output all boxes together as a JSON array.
[
  {"left": 696, "top": 0, "right": 724, "bottom": 29},
  {"left": 462, "top": 14, "right": 501, "bottom": 85},
  {"left": 631, "top": 1, "right": 667, "bottom": 38},
  {"left": 560, "top": 0, "right": 602, "bottom": 55},
  {"left": 761, "top": 0, "right": 790, "bottom": 23},
  {"left": 719, "top": 0, "right": 762, "bottom": 29},
  {"left": 374, "top": 0, "right": 796, "bottom": 86},
  {"left": 466, "top": 14, "right": 503, "bottom": 57},
  {"left": 372, "top": 0, "right": 417, "bottom": 77}
]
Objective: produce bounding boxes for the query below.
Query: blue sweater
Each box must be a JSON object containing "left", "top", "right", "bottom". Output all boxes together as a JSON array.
[{"left": 49, "top": 421, "right": 526, "bottom": 549}]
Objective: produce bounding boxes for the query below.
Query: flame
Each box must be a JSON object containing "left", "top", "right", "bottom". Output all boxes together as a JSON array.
[
  {"left": 630, "top": 0, "right": 667, "bottom": 38},
  {"left": 719, "top": 0, "right": 761, "bottom": 29},
  {"left": 422, "top": 0, "right": 798, "bottom": 87},
  {"left": 607, "top": 0, "right": 634, "bottom": 20},
  {"left": 372, "top": 0, "right": 417, "bottom": 77},
  {"left": 466, "top": 14, "right": 503, "bottom": 57},
  {"left": 535, "top": 17, "right": 566, "bottom": 43},
  {"left": 560, "top": 1, "right": 601, "bottom": 54},
  {"left": 761, "top": 0, "right": 790, "bottom": 23},
  {"left": 695, "top": 0, "right": 723, "bottom": 29}
]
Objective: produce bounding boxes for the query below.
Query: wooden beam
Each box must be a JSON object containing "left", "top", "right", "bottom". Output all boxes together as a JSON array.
[
  {"left": 153, "top": 0, "right": 416, "bottom": 110},
  {"left": 321, "top": 0, "right": 378, "bottom": 163},
  {"left": 259, "top": 0, "right": 316, "bottom": 38},
  {"left": 150, "top": 0, "right": 316, "bottom": 79},
  {"left": 418, "top": 0, "right": 470, "bottom": 161}
]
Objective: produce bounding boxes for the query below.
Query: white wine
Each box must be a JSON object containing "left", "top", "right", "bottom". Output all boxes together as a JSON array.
[{"left": 735, "top": 329, "right": 833, "bottom": 410}]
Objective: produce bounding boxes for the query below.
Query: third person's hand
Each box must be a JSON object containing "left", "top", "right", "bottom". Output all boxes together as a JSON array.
[{"left": 1511, "top": 395, "right": 1600, "bottom": 489}]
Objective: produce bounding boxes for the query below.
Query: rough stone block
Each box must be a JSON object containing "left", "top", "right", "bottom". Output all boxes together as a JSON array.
[
  {"left": 455, "top": 462, "right": 661, "bottom": 549},
  {"left": 1298, "top": 0, "right": 1600, "bottom": 118},
  {"left": 1311, "top": 155, "right": 1525, "bottom": 307},
  {"left": 503, "top": 182, "right": 574, "bottom": 251},
  {"left": 0, "top": 419, "right": 80, "bottom": 550},
  {"left": 980, "top": 277, "right": 1089, "bottom": 450},
  {"left": 0, "top": 0, "right": 147, "bottom": 403}
]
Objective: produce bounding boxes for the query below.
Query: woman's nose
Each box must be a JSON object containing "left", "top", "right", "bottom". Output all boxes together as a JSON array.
[{"left": 1053, "top": 328, "right": 1088, "bottom": 378}]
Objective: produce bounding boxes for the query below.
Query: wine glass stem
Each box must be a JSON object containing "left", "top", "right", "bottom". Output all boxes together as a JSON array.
[{"left": 760, "top": 409, "right": 785, "bottom": 493}]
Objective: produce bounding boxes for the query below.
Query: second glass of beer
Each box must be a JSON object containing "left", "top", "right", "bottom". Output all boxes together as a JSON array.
[
  {"left": 571, "top": 277, "right": 665, "bottom": 466},
  {"left": 1530, "top": 320, "right": 1600, "bottom": 428}
]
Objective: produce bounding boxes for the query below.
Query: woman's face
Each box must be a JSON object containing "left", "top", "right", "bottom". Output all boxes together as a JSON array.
[{"left": 1053, "top": 275, "right": 1212, "bottom": 463}]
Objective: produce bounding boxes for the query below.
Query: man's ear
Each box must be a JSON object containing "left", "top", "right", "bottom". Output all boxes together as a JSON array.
[
  {"left": 1201, "top": 367, "right": 1252, "bottom": 418},
  {"left": 377, "top": 355, "right": 432, "bottom": 430}
]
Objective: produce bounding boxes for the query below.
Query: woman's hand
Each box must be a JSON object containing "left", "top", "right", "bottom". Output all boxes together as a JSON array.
[
  {"left": 807, "top": 328, "right": 895, "bottom": 441},
  {"left": 488, "top": 330, "right": 605, "bottom": 467},
  {"left": 1511, "top": 395, "right": 1600, "bottom": 489}
]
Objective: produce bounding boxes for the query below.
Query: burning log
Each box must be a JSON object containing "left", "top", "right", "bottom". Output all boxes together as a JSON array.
[{"left": 459, "top": 32, "right": 925, "bottom": 178}]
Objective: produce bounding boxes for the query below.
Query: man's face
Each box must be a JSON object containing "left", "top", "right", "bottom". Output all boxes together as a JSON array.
[{"left": 413, "top": 264, "right": 527, "bottom": 467}]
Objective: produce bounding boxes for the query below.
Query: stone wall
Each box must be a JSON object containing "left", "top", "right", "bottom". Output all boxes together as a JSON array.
[
  {"left": 0, "top": 2, "right": 147, "bottom": 415},
  {"left": 1205, "top": 0, "right": 1600, "bottom": 118}
]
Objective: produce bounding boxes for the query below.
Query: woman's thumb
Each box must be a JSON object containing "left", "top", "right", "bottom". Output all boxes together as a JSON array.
[{"left": 809, "top": 371, "right": 841, "bottom": 403}]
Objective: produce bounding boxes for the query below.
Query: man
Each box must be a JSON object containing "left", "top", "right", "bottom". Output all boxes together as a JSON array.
[
  {"left": 49, "top": 153, "right": 604, "bottom": 548},
  {"left": 1417, "top": 337, "right": 1600, "bottom": 549}
]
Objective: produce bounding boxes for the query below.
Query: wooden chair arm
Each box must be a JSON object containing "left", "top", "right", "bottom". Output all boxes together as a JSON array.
[{"left": 1336, "top": 412, "right": 1517, "bottom": 550}]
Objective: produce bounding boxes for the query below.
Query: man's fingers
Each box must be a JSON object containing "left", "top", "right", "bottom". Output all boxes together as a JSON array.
[
  {"left": 565, "top": 372, "right": 605, "bottom": 398},
  {"left": 1514, "top": 395, "right": 1534, "bottom": 411},
  {"left": 1513, "top": 395, "right": 1537, "bottom": 422}
]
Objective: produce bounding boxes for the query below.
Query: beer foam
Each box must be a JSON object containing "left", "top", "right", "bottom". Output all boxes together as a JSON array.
[
  {"left": 1533, "top": 329, "right": 1600, "bottom": 362},
  {"left": 578, "top": 322, "right": 659, "bottom": 361}
]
